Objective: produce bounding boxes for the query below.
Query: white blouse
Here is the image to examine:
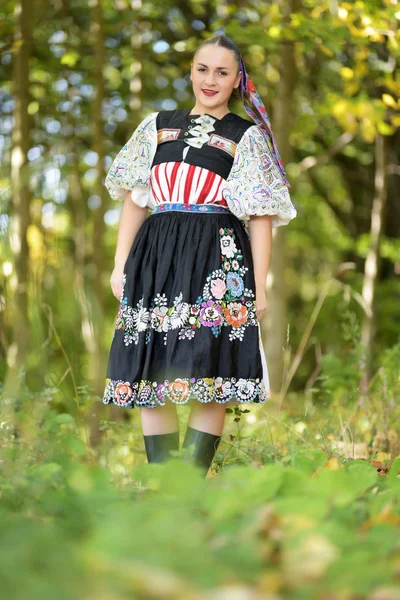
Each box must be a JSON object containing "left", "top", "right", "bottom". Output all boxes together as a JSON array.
[{"left": 105, "top": 111, "right": 297, "bottom": 228}]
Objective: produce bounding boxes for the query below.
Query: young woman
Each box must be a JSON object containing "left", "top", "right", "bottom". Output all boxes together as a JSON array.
[{"left": 102, "top": 35, "right": 296, "bottom": 475}]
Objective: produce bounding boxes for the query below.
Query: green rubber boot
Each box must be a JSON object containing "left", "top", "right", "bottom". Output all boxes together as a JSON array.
[
  {"left": 143, "top": 431, "right": 180, "bottom": 463},
  {"left": 182, "top": 426, "right": 222, "bottom": 475}
]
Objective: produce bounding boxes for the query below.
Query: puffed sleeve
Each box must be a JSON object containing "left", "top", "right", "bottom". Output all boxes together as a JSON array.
[
  {"left": 104, "top": 111, "right": 158, "bottom": 207},
  {"left": 221, "top": 125, "right": 297, "bottom": 227}
]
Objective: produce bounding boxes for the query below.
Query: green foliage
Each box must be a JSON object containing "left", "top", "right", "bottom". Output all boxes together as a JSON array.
[
  {"left": 1, "top": 410, "right": 400, "bottom": 599},
  {"left": 1, "top": 331, "right": 399, "bottom": 598},
  {"left": 1, "top": 1, "right": 399, "bottom": 595}
]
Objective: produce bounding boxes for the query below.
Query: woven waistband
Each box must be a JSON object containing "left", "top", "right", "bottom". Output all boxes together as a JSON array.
[{"left": 151, "top": 203, "right": 230, "bottom": 215}]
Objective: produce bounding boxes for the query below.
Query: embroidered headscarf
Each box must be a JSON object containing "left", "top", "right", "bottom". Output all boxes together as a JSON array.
[{"left": 238, "top": 56, "right": 290, "bottom": 188}]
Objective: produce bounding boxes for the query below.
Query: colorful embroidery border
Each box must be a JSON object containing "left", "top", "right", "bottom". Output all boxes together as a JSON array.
[
  {"left": 103, "top": 376, "right": 268, "bottom": 409},
  {"left": 208, "top": 134, "right": 237, "bottom": 157},
  {"left": 157, "top": 128, "right": 181, "bottom": 144},
  {"left": 151, "top": 203, "right": 230, "bottom": 215}
]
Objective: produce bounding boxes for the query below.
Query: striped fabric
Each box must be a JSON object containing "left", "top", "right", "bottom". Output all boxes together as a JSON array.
[{"left": 150, "top": 162, "right": 229, "bottom": 207}]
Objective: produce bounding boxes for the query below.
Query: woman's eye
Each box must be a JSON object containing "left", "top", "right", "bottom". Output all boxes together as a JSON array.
[{"left": 197, "top": 69, "right": 227, "bottom": 75}]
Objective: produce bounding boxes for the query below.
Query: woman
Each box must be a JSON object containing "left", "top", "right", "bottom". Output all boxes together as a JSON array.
[{"left": 102, "top": 34, "right": 296, "bottom": 475}]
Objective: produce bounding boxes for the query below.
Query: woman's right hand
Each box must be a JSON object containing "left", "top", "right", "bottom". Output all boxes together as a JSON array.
[{"left": 110, "top": 265, "right": 125, "bottom": 301}]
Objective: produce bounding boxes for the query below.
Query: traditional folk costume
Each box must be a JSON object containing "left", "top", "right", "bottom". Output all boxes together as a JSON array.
[{"left": 102, "top": 107, "right": 296, "bottom": 410}]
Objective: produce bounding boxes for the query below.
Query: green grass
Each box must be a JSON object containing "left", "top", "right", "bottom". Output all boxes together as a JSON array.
[{"left": 1, "top": 383, "right": 399, "bottom": 600}]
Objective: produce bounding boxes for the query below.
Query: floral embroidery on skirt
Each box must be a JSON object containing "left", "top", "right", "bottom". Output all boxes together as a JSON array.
[
  {"left": 115, "top": 227, "right": 257, "bottom": 347},
  {"left": 102, "top": 210, "right": 269, "bottom": 409},
  {"left": 103, "top": 375, "right": 266, "bottom": 409}
]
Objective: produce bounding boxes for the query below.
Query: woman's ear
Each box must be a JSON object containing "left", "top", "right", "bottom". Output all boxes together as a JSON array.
[{"left": 234, "top": 70, "right": 242, "bottom": 89}]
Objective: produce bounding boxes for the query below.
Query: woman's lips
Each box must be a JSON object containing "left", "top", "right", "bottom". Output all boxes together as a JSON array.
[{"left": 202, "top": 89, "right": 218, "bottom": 96}]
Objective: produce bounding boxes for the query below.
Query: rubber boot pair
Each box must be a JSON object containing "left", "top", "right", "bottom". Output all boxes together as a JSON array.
[{"left": 143, "top": 427, "right": 221, "bottom": 475}]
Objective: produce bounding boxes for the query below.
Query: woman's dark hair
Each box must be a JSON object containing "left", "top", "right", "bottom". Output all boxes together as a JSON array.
[
  {"left": 193, "top": 35, "right": 242, "bottom": 102},
  {"left": 194, "top": 35, "right": 241, "bottom": 72}
]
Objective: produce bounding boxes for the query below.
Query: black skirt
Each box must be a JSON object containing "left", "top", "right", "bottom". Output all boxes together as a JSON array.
[{"left": 102, "top": 205, "right": 269, "bottom": 409}]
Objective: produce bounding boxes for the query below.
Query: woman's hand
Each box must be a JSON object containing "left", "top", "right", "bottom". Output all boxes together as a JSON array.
[
  {"left": 255, "top": 286, "right": 267, "bottom": 323},
  {"left": 110, "top": 265, "right": 125, "bottom": 301}
]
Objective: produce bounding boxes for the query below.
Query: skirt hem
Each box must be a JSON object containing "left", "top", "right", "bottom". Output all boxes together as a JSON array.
[{"left": 102, "top": 376, "right": 269, "bottom": 409}]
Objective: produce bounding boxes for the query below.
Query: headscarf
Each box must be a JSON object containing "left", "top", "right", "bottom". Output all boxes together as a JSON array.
[{"left": 239, "top": 56, "right": 290, "bottom": 188}]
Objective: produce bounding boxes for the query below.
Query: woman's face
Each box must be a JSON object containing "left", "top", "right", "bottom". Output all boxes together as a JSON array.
[{"left": 190, "top": 45, "right": 241, "bottom": 114}]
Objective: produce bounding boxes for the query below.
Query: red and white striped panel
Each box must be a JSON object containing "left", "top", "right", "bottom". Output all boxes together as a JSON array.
[{"left": 150, "top": 162, "right": 228, "bottom": 207}]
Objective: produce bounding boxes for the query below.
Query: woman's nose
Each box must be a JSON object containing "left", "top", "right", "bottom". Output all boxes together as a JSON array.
[{"left": 204, "top": 72, "right": 217, "bottom": 86}]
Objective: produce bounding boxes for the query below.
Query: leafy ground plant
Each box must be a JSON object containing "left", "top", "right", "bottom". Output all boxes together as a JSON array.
[{"left": 0, "top": 392, "right": 400, "bottom": 600}]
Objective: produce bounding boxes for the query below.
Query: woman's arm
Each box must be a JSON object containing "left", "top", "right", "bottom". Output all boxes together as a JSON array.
[
  {"left": 110, "top": 191, "right": 148, "bottom": 300},
  {"left": 248, "top": 215, "right": 272, "bottom": 322}
]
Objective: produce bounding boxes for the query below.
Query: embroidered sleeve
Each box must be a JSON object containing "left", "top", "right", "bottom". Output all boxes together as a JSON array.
[
  {"left": 221, "top": 125, "right": 297, "bottom": 227},
  {"left": 104, "top": 111, "right": 158, "bottom": 206}
]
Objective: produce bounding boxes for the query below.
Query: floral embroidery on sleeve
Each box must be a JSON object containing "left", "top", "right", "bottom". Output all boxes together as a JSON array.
[
  {"left": 221, "top": 125, "right": 297, "bottom": 227},
  {"left": 105, "top": 112, "right": 158, "bottom": 201}
]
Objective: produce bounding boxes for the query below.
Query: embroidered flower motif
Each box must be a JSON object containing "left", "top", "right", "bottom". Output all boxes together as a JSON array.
[
  {"left": 114, "top": 382, "right": 133, "bottom": 405},
  {"left": 169, "top": 295, "right": 190, "bottom": 329},
  {"left": 224, "top": 261, "right": 231, "bottom": 271},
  {"left": 215, "top": 377, "right": 233, "bottom": 401},
  {"left": 232, "top": 260, "right": 240, "bottom": 270},
  {"left": 224, "top": 302, "right": 248, "bottom": 327},
  {"left": 200, "top": 300, "right": 223, "bottom": 327},
  {"left": 179, "top": 328, "right": 196, "bottom": 340},
  {"left": 226, "top": 272, "right": 244, "bottom": 297},
  {"left": 167, "top": 379, "right": 190, "bottom": 403},
  {"left": 137, "top": 304, "right": 150, "bottom": 332},
  {"left": 210, "top": 278, "right": 227, "bottom": 300},
  {"left": 151, "top": 306, "right": 169, "bottom": 332},
  {"left": 155, "top": 383, "right": 167, "bottom": 404},
  {"left": 137, "top": 383, "right": 157, "bottom": 407},
  {"left": 220, "top": 235, "right": 237, "bottom": 258},
  {"left": 236, "top": 378, "right": 256, "bottom": 401}
]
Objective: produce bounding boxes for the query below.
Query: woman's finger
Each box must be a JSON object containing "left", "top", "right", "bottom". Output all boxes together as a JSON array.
[
  {"left": 111, "top": 282, "right": 122, "bottom": 301},
  {"left": 257, "top": 307, "right": 266, "bottom": 322}
]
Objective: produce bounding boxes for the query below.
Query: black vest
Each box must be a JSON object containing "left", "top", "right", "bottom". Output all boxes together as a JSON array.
[{"left": 152, "top": 109, "right": 254, "bottom": 180}]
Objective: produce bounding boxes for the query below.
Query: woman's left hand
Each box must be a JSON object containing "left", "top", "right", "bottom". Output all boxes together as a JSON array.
[{"left": 256, "top": 287, "right": 267, "bottom": 322}]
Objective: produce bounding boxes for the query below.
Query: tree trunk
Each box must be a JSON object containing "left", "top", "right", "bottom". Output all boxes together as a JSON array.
[
  {"left": 3, "top": 0, "right": 32, "bottom": 416},
  {"left": 68, "top": 146, "right": 96, "bottom": 375},
  {"left": 360, "top": 133, "right": 388, "bottom": 391},
  {"left": 262, "top": 0, "right": 298, "bottom": 395},
  {"left": 88, "top": 0, "right": 145, "bottom": 441},
  {"left": 86, "top": 0, "right": 113, "bottom": 447},
  {"left": 92, "top": 0, "right": 107, "bottom": 321}
]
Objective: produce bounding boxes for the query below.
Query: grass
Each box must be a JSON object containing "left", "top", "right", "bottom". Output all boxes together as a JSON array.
[{"left": 0, "top": 372, "right": 399, "bottom": 600}]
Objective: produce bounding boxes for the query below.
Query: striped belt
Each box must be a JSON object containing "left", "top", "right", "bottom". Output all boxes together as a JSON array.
[{"left": 151, "top": 203, "right": 230, "bottom": 215}]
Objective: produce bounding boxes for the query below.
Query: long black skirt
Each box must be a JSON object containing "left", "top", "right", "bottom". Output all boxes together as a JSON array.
[{"left": 102, "top": 205, "right": 270, "bottom": 409}]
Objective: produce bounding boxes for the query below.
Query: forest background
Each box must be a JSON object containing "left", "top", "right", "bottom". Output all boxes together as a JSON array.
[
  {"left": 1, "top": 0, "right": 399, "bottom": 437},
  {"left": 0, "top": 1, "right": 400, "bottom": 599}
]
